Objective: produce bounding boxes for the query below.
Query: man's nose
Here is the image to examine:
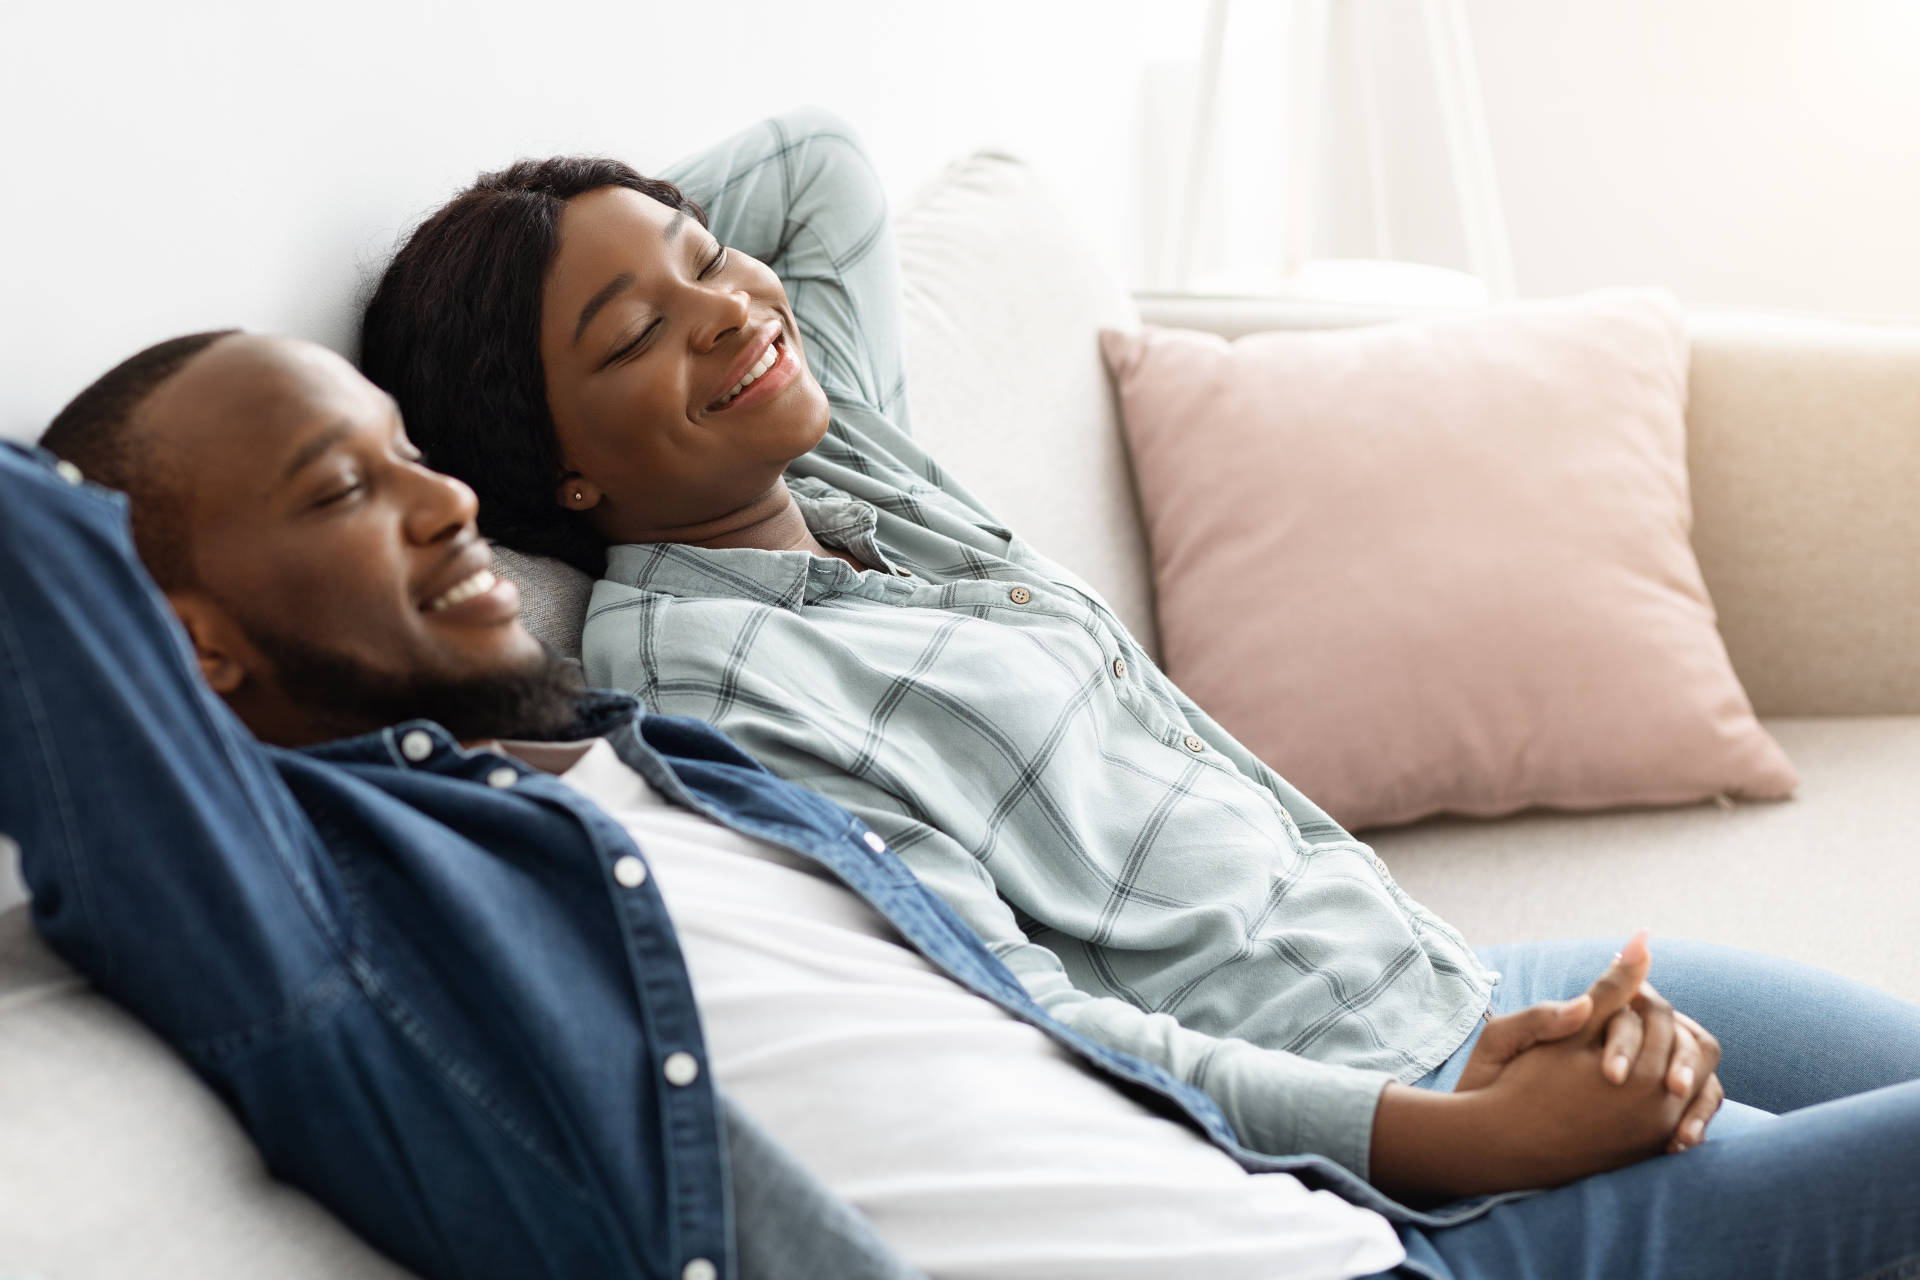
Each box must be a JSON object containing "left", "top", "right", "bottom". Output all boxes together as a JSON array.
[{"left": 407, "top": 467, "right": 479, "bottom": 544}]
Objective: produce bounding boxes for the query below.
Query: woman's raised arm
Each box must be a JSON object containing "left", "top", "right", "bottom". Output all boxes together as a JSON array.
[{"left": 662, "top": 108, "right": 914, "bottom": 433}]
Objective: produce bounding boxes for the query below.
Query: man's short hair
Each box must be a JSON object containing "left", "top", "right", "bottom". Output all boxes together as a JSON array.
[{"left": 40, "top": 330, "right": 238, "bottom": 591}]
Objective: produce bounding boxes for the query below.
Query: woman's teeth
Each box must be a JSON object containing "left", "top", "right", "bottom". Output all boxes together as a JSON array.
[
  {"left": 717, "top": 340, "right": 780, "bottom": 407},
  {"left": 427, "top": 568, "right": 496, "bottom": 612}
]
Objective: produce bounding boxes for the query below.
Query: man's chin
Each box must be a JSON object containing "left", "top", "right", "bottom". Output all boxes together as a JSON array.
[
  {"left": 404, "top": 650, "right": 587, "bottom": 744},
  {"left": 248, "top": 626, "right": 586, "bottom": 745},
  {"left": 447, "top": 619, "right": 551, "bottom": 679}
]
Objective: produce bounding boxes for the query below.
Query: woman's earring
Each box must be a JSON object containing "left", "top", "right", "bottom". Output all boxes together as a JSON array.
[{"left": 572, "top": 490, "right": 584, "bottom": 503}]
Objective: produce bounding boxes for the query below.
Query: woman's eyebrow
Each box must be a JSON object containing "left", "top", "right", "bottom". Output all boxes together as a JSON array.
[
  {"left": 573, "top": 272, "right": 636, "bottom": 346},
  {"left": 571, "top": 215, "right": 697, "bottom": 347}
]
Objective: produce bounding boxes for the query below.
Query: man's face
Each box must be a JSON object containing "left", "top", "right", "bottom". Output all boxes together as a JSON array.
[{"left": 141, "top": 334, "right": 556, "bottom": 745}]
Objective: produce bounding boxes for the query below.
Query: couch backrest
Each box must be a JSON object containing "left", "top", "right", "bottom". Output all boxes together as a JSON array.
[
  {"left": 894, "top": 152, "right": 1158, "bottom": 656},
  {"left": 0, "top": 905, "right": 406, "bottom": 1276},
  {"left": 1131, "top": 296, "right": 1920, "bottom": 718},
  {"left": 1682, "top": 314, "right": 1920, "bottom": 716}
]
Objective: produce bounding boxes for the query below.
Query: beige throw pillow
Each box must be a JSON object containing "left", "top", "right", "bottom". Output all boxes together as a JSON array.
[{"left": 1101, "top": 290, "right": 1797, "bottom": 830}]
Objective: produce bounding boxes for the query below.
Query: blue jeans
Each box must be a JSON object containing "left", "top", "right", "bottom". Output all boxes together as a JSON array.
[{"left": 1370, "top": 938, "right": 1920, "bottom": 1278}]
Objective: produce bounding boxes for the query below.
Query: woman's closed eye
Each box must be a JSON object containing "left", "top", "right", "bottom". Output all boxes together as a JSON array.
[
  {"left": 602, "top": 319, "right": 660, "bottom": 369},
  {"left": 598, "top": 242, "right": 731, "bottom": 369}
]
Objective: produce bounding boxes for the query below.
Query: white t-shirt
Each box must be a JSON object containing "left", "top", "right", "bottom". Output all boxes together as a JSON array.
[{"left": 543, "top": 739, "right": 1404, "bottom": 1280}]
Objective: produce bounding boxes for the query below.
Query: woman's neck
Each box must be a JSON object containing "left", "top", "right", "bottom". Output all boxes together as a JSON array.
[{"left": 605, "top": 479, "right": 866, "bottom": 570}]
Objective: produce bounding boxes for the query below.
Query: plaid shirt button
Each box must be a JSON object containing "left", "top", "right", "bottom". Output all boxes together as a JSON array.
[
  {"left": 1111, "top": 657, "right": 1129, "bottom": 680},
  {"left": 1183, "top": 734, "right": 1206, "bottom": 753},
  {"left": 1008, "top": 586, "right": 1032, "bottom": 604}
]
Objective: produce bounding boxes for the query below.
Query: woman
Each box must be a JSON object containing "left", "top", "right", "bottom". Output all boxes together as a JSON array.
[{"left": 358, "top": 108, "right": 1920, "bottom": 1233}]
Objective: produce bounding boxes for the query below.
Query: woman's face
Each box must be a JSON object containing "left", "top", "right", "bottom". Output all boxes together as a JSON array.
[{"left": 537, "top": 186, "right": 830, "bottom": 538}]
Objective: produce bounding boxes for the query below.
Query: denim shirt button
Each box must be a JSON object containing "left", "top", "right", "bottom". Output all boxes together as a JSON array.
[
  {"left": 485, "top": 767, "right": 519, "bottom": 789},
  {"left": 663, "top": 1051, "right": 700, "bottom": 1086},
  {"left": 613, "top": 856, "right": 648, "bottom": 888},
  {"left": 862, "top": 830, "right": 887, "bottom": 854},
  {"left": 400, "top": 730, "right": 433, "bottom": 762},
  {"left": 682, "top": 1259, "right": 717, "bottom": 1280}
]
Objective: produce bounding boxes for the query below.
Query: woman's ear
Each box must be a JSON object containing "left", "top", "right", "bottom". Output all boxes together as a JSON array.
[{"left": 555, "top": 472, "right": 602, "bottom": 512}]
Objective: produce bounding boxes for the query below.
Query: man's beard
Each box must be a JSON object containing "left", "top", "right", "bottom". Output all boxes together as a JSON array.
[{"left": 246, "top": 628, "right": 587, "bottom": 745}]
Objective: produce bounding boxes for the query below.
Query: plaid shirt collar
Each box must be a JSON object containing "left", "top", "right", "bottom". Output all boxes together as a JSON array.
[{"left": 603, "top": 476, "right": 912, "bottom": 612}]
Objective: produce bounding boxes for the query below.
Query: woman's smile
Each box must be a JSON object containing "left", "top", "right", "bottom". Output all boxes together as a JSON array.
[{"left": 706, "top": 328, "right": 798, "bottom": 416}]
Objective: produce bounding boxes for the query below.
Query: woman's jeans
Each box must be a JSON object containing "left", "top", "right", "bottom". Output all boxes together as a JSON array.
[{"left": 1370, "top": 938, "right": 1920, "bottom": 1279}]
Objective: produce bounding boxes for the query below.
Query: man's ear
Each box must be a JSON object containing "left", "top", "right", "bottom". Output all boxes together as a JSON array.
[
  {"left": 555, "top": 471, "right": 602, "bottom": 512},
  {"left": 164, "top": 590, "right": 251, "bottom": 696}
]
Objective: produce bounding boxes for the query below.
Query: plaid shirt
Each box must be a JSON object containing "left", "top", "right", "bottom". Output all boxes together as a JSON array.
[{"left": 586, "top": 109, "right": 1497, "bottom": 1177}]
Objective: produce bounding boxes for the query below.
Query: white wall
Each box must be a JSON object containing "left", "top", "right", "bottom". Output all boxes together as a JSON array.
[
  {"left": 0, "top": 0, "right": 1202, "bottom": 441},
  {"left": 1313, "top": 0, "right": 1920, "bottom": 318},
  {"left": 8, "top": 0, "right": 1918, "bottom": 442}
]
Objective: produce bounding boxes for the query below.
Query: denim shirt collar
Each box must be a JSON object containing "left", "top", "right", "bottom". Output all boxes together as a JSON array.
[
  {"left": 299, "top": 688, "right": 644, "bottom": 767},
  {"left": 600, "top": 478, "right": 911, "bottom": 613}
]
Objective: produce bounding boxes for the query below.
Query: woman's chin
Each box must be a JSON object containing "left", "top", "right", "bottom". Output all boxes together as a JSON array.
[{"left": 773, "top": 379, "right": 834, "bottom": 460}]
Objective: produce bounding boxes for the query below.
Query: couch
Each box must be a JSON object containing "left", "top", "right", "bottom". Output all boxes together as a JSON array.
[{"left": 2, "top": 148, "right": 1915, "bottom": 1277}]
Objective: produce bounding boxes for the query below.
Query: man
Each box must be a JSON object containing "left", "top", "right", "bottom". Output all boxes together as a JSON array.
[{"left": 4, "top": 331, "right": 1919, "bottom": 1280}]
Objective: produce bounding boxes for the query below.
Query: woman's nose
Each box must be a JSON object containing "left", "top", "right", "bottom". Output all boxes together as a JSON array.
[{"left": 692, "top": 287, "right": 753, "bottom": 352}]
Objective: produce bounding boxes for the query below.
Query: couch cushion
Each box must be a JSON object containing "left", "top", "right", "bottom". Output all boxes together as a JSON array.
[
  {"left": 1103, "top": 291, "right": 1796, "bottom": 831},
  {"left": 491, "top": 543, "right": 593, "bottom": 664},
  {"left": 1135, "top": 298, "right": 1920, "bottom": 720},
  {"left": 0, "top": 906, "right": 408, "bottom": 1278},
  {"left": 895, "top": 152, "right": 1158, "bottom": 656},
  {"left": 1367, "top": 716, "right": 1920, "bottom": 1005}
]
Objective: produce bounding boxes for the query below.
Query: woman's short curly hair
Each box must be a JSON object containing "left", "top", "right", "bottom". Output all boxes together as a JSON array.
[{"left": 359, "top": 159, "right": 704, "bottom": 574}]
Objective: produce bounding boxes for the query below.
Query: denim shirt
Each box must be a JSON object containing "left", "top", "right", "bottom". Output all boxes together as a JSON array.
[{"left": 0, "top": 451, "right": 1503, "bottom": 1276}]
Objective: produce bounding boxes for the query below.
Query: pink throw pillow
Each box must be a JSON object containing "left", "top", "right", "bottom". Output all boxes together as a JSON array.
[{"left": 1101, "top": 291, "right": 1797, "bottom": 830}]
